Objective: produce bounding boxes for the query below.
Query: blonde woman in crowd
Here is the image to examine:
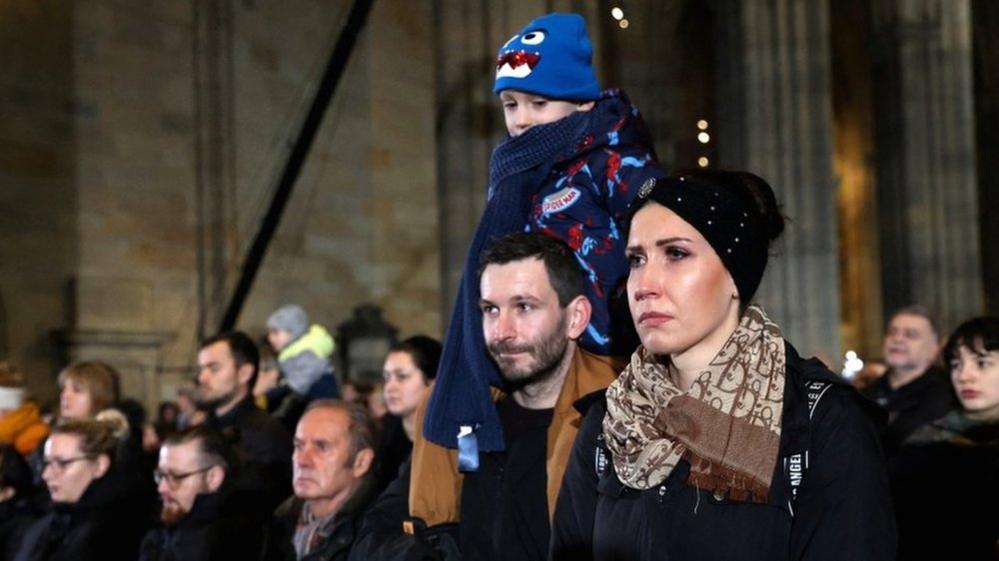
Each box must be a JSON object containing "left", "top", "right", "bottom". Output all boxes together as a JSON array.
[{"left": 12, "top": 416, "right": 151, "bottom": 561}]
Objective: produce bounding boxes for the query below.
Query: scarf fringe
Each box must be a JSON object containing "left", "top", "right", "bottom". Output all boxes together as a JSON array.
[{"left": 684, "top": 453, "right": 771, "bottom": 503}]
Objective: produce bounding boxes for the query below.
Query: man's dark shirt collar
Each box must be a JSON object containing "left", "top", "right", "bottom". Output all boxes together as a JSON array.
[
  {"left": 867, "top": 365, "right": 946, "bottom": 404},
  {"left": 211, "top": 395, "right": 255, "bottom": 428},
  {"left": 174, "top": 489, "right": 227, "bottom": 530}
]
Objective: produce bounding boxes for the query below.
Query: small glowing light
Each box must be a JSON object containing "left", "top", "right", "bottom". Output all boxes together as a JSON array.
[
  {"left": 698, "top": 157, "right": 709, "bottom": 167},
  {"left": 697, "top": 119, "right": 709, "bottom": 130},
  {"left": 841, "top": 350, "right": 864, "bottom": 380},
  {"left": 618, "top": 18, "right": 629, "bottom": 29},
  {"left": 611, "top": 7, "right": 624, "bottom": 20},
  {"left": 697, "top": 131, "right": 710, "bottom": 143}
]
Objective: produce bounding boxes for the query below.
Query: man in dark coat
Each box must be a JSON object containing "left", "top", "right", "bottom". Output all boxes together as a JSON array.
[
  {"left": 350, "top": 232, "right": 620, "bottom": 561},
  {"left": 139, "top": 425, "right": 263, "bottom": 561},
  {"left": 196, "top": 331, "right": 293, "bottom": 510},
  {"left": 862, "top": 306, "right": 957, "bottom": 457},
  {"left": 265, "top": 400, "right": 377, "bottom": 561}
]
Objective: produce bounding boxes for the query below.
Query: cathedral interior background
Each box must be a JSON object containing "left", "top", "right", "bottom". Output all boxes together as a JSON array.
[{"left": 1, "top": 0, "right": 996, "bottom": 411}]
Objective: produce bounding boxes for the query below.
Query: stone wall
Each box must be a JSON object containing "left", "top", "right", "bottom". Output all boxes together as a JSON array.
[
  {"left": 232, "top": 0, "right": 441, "bottom": 357},
  {"left": 0, "top": 1, "right": 80, "bottom": 404},
  {"left": 2, "top": 0, "right": 992, "bottom": 409},
  {"left": 1, "top": 0, "right": 440, "bottom": 411}
]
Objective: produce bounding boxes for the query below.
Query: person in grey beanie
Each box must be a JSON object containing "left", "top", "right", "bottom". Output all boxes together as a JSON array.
[{"left": 265, "top": 305, "right": 340, "bottom": 431}]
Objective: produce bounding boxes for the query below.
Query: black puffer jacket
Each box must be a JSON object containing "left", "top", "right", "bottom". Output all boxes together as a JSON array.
[
  {"left": 12, "top": 468, "right": 152, "bottom": 561},
  {"left": 889, "top": 416, "right": 999, "bottom": 561},
  {"left": 861, "top": 366, "right": 958, "bottom": 459},
  {"left": 0, "top": 492, "right": 45, "bottom": 561},
  {"left": 138, "top": 480, "right": 266, "bottom": 561},
  {"left": 208, "top": 396, "right": 293, "bottom": 511},
  {"left": 550, "top": 344, "right": 896, "bottom": 561},
  {"left": 265, "top": 481, "right": 377, "bottom": 561}
]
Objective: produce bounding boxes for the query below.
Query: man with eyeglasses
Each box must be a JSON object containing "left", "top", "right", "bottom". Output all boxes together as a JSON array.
[{"left": 138, "top": 425, "right": 264, "bottom": 561}]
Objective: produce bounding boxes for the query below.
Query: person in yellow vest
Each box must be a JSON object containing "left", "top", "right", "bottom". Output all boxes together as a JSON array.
[{"left": 266, "top": 305, "right": 341, "bottom": 432}]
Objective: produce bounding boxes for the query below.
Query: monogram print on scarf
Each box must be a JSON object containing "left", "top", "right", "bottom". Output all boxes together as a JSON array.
[{"left": 603, "top": 305, "right": 786, "bottom": 501}]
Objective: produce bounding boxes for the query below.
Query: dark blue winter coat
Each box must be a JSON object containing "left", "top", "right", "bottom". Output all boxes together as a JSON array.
[{"left": 425, "top": 89, "right": 664, "bottom": 452}]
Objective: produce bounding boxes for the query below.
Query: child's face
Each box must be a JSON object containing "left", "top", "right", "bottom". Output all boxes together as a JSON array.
[
  {"left": 267, "top": 328, "right": 294, "bottom": 352},
  {"left": 500, "top": 90, "right": 594, "bottom": 137}
]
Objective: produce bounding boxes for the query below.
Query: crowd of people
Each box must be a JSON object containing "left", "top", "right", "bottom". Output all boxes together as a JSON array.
[
  {"left": 1, "top": 10, "right": 996, "bottom": 561},
  {"left": 0, "top": 315, "right": 441, "bottom": 561}
]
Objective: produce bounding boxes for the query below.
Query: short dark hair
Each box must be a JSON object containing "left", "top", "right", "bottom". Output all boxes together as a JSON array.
[
  {"left": 478, "top": 232, "right": 585, "bottom": 307},
  {"left": 302, "top": 399, "right": 377, "bottom": 463},
  {"left": 200, "top": 331, "right": 259, "bottom": 392},
  {"left": 163, "top": 425, "right": 239, "bottom": 474},
  {"left": 889, "top": 305, "right": 940, "bottom": 338},
  {"left": 942, "top": 316, "right": 999, "bottom": 367},
  {"left": 389, "top": 335, "right": 442, "bottom": 382}
]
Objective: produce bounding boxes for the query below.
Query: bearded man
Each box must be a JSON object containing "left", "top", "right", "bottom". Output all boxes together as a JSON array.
[
  {"left": 350, "top": 232, "right": 622, "bottom": 561},
  {"left": 139, "top": 426, "right": 263, "bottom": 560},
  {"left": 196, "top": 330, "right": 293, "bottom": 510}
]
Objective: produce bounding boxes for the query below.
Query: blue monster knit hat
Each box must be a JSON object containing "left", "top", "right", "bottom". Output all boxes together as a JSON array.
[{"left": 493, "top": 13, "right": 600, "bottom": 101}]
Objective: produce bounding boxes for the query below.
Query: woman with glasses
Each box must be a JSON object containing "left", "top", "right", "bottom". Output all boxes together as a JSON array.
[
  {"left": 138, "top": 426, "right": 265, "bottom": 561},
  {"left": 13, "top": 415, "right": 151, "bottom": 561}
]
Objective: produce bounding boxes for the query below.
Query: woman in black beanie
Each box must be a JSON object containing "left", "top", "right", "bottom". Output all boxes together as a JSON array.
[{"left": 550, "top": 171, "right": 895, "bottom": 560}]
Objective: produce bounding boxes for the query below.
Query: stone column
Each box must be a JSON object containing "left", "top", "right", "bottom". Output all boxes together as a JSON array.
[
  {"left": 716, "top": 0, "right": 841, "bottom": 361},
  {"left": 193, "top": 0, "right": 239, "bottom": 337},
  {"left": 433, "top": 0, "right": 509, "bottom": 316},
  {"left": 972, "top": 0, "right": 999, "bottom": 315},
  {"left": 872, "top": 0, "right": 983, "bottom": 330}
]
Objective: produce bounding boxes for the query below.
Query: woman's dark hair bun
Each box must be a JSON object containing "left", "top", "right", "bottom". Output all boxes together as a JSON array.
[
  {"left": 672, "top": 169, "right": 785, "bottom": 245},
  {"left": 731, "top": 171, "right": 785, "bottom": 243}
]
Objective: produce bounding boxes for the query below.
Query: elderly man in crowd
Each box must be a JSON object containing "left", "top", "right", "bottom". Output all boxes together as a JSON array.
[
  {"left": 863, "top": 306, "right": 957, "bottom": 457},
  {"left": 265, "top": 400, "right": 378, "bottom": 561}
]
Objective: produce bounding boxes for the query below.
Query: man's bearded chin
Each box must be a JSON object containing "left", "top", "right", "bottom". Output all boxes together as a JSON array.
[
  {"left": 161, "top": 501, "right": 189, "bottom": 527},
  {"left": 195, "top": 388, "right": 236, "bottom": 410},
  {"left": 488, "top": 325, "right": 568, "bottom": 390}
]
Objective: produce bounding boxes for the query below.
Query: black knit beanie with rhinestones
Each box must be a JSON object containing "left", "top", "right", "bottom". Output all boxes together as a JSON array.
[{"left": 626, "top": 171, "right": 785, "bottom": 303}]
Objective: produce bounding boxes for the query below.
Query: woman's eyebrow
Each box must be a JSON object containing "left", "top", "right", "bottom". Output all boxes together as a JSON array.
[{"left": 654, "top": 237, "right": 692, "bottom": 247}]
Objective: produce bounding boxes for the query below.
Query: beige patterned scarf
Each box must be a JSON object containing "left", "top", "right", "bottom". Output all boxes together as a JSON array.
[{"left": 602, "top": 305, "right": 786, "bottom": 502}]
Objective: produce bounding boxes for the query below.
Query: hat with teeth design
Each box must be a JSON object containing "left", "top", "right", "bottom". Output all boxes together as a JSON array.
[{"left": 493, "top": 12, "right": 600, "bottom": 101}]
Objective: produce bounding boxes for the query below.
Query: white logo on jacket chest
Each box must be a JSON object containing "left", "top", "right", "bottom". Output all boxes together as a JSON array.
[{"left": 542, "top": 187, "right": 581, "bottom": 214}]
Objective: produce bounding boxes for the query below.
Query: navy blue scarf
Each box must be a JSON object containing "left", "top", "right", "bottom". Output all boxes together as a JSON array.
[{"left": 424, "top": 108, "right": 592, "bottom": 452}]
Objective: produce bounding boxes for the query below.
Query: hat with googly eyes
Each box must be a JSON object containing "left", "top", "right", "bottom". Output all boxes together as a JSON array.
[{"left": 494, "top": 13, "right": 600, "bottom": 101}]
